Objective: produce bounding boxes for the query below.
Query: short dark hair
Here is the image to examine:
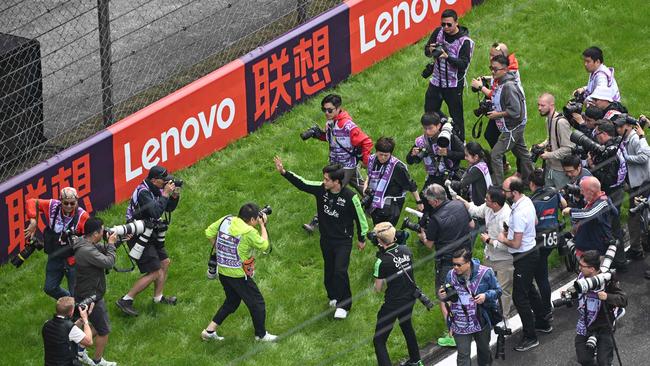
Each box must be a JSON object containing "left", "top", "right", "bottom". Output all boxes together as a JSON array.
[
  {"left": 452, "top": 247, "right": 472, "bottom": 263},
  {"left": 83, "top": 217, "right": 103, "bottom": 236},
  {"left": 421, "top": 112, "right": 442, "bottom": 126},
  {"left": 529, "top": 168, "right": 545, "bottom": 188},
  {"left": 561, "top": 154, "right": 581, "bottom": 169},
  {"left": 597, "top": 121, "right": 616, "bottom": 137},
  {"left": 441, "top": 9, "right": 458, "bottom": 21},
  {"left": 322, "top": 164, "right": 344, "bottom": 185},
  {"left": 321, "top": 94, "right": 342, "bottom": 108},
  {"left": 582, "top": 46, "right": 604, "bottom": 63},
  {"left": 509, "top": 177, "right": 525, "bottom": 194},
  {"left": 585, "top": 105, "right": 605, "bottom": 120},
  {"left": 581, "top": 250, "right": 601, "bottom": 269},
  {"left": 465, "top": 141, "right": 486, "bottom": 160},
  {"left": 487, "top": 186, "right": 505, "bottom": 207},
  {"left": 491, "top": 54, "right": 509, "bottom": 67},
  {"left": 238, "top": 203, "right": 261, "bottom": 222},
  {"left": 375, "top": 137, "right": 395, "bottom": 153}
]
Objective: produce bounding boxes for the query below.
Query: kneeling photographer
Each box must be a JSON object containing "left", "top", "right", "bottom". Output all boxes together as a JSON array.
[
  {"left": 42, "top": 296, "right": 93, "bottom": 366},
  {"left": 371, "top": 222, "right": 424, "bottom": 366},
  {"left": 73, "top": 217, "right": 118, "bottom": 366},
  {"left": 438, "top": 248, "right": 502, "bottom": 366},
  {"left": 564, "top": 250, "right": 627, "bottom": 366},
  {"left": 116, "top": 165, "right": 180, "bottom": 317}
]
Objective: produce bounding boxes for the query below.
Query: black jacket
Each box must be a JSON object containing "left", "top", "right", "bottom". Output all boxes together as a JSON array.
[
  {"left": 42, "top": 316, "right": 77, "bottom": 366},
  {"left": 424, "top": 26, "right": 472, "bottom": 84},
  {"left": 132, "top": 179, "right": 179, "bottom": 220},
  {"left": 424, "top": 200, "right": 472, "bottom": 261}
]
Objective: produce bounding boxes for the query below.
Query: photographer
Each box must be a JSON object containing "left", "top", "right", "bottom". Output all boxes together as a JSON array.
[
  {"left": 572, "top": 105, "right": 605, "bottom": 138},
  {"left": 406, "top": 112, "right": 463, "bottom": 205},
  {"left": 562, "top": 177, "right": 617, "bottom": 257},
  {"left": 574, "top": 47, "right": 621, "bottom": 104},
  {"left": 42, "top": 296, "right": 93, "bottom": 366},
  {"left": 302, "top": 94, "right": 373, "bottom": 232},
  {"left": 573, "top": 250, "right": 627, "bottom": 366},
  {"left": 535, "top": 93, "right": 574, "bottom": 189},
  {"left": 423, "top": 9, "right": 474, "bottom": 141},
  {"left": 561, "top": 154, "right": 593, "bottom": 208},
  {"left": 275, "top": 157, "right": 368, "bottom": 319},
  {"left": 456, "top": 186, "right": 513, "bottom": 315},
  {"left": 417, "top": 183, "right": 472, "bottom": 347},
  {"left": 365, "top": 137, "right": 423, "bottom": 225},
  {"left": 200, "top": 203, "right": 277, "bottom": 342},
  {"left": 371, "top": 222, "right": 423, "bottom": 366},
  {"left": 73, "top": 217, "right": 118, "bottom": 366},
  {"left": 25, "top": 187, "right": 90, "bottom": 299},
  {"left": 613, "top": 115, "right": 650, "bottom": 260},
  {"left": 458, "top": 141, "right": 492, "bottom": 205},
  {"left": 116, "top": 165, "right": 180, "bottom": 317},
  {"left": 497, "top": 177, "right": 548, "bottom": 352},
  {"left": 486, "top": 54, "right": 533, "bottom": 186},
  {"left": 438, "top": 248, "right": 502, "bottom": 366}
]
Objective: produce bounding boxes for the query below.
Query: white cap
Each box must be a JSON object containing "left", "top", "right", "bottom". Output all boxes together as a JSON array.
[{"left": 589, "top": 87, "right": 614, "bottom": 102}]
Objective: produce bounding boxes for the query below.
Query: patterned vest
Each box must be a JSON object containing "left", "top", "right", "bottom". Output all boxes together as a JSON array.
[
  {"left": 415, "top": 135, "right": 454, "bottom": 176},
  {"left": 449, "top": 265, "right": 488, "bottom": 335},
  {"left": 468, "top": 161, "right": 492, "bottom": 199},
  {"left": 430, "top": 30, "right": 474, "bottom": 88},
  {"left": 367, "top": 154, "right": 403, "bottom": 209},
  {"left": 326, "top": 119, "right": 358, "bottom": 168},
  {"left": 215, "top": 216, "right": 243, "bottom": 269},
  {"left": 576, "top": 273, "right": 602, "bottom": 336},
  {"left": 48, "top": 201, "right": 83, "bottom": 234}
]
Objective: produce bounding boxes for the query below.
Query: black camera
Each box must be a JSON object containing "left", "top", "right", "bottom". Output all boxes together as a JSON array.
[
  {"left": 562, "top": 183, "right": 581, "bottom": 197},
  {"left": 10, "top": 237, "right": 44, "bottom": 268},
  {"left": 367, "top": 231, "right": 379, "bottom": 246},
  {"left": 428, "top": 43, "right": 447, "bottom": 59},
  {"left": 471, "top": 76, "right": 491, "bottom": 93},
  {"left": 563, "top": 91, "right": 587, "bottom": 126},
  {"left": 361, "top": 189, "right": 375, "bottom": 209},
  {"left": 400, "top": 217, "right": 421, "bottom": 233},
  {"left": 494, "top": 324, "right": 512, "bottom": 360},
  {"left": 561, "top": 183, "right": 584, "bottom": 208},
  {"left": 473, "top": 99, "right": 494, "bottom": 117},
  {"left": 421, "top": 62, "right": 435, "bottom": 79},
  {"left": 167, "top": 176, "right": 184, "bottom": 188},
  {"left": 440, "top": 283, "right": 459, "bottom": 303},
  {"left": 502, "top": 222, "right": 509, "bottom": 233},
  {"left": 570, "top": 130, "right": 605, "bottom": 155},
  {"left": 207, "top": 253, "right": 218, "bottom": 280},
  {"left": 300, "top": 125, "right": 324, "bottom": 140},
  {"left": 259, "top": 205, "right": 272, "bottom": 217},
  {"left": 552, "top": 288, "right": 578, "bottom": 308},
  {"left": 77, "top": 295, "right": 97, "bottom": 311},
  {"left": 413, "top": 287, "right": 434, "bottom": 310},
  {"left": 630, "top": 196, "right": 649, "bottom": 215},
  {"left": 530, "top": 144, "right": 546, "bottom": 164}
]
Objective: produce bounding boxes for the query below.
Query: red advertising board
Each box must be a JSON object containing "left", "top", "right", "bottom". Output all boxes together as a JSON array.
[
  {"left": 108, "top": 60, "right": 248, "bottom": 202},
  {"left": 347, "top": 0, "right": 472, "bottom": 74}
]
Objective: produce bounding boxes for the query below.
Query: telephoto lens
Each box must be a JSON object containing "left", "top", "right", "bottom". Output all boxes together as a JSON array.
[
  {"left": 259, "top": 205, "right": 272, "bottom": 217},
  {"left": 573, "top": 272, "right": 613, "bottom": 294},
  {"left": 207, "top": 253, "right": 218, "bottom": 280},
  {"left": 586, "top": 335, "right": 598, "bottom": 350},
  {"left": 400, "top": 217, "right": 421, "bottom": 232},
  {"left": 77, "top": 295, "right": 97, "bottom": 311}
]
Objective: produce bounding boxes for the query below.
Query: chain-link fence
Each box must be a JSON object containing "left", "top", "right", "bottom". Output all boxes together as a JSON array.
[{"left": 0, "top": 0, "right": 341, "bottom": 181}]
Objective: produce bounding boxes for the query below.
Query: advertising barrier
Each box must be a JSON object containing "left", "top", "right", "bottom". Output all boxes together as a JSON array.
[{"left": 0, "top": 0, "right": 472, "bottom": 263}]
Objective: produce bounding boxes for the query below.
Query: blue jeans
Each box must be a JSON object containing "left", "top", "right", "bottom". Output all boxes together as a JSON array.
[{"left": 44, "top": 256, "right": 75, "bottom": 299}]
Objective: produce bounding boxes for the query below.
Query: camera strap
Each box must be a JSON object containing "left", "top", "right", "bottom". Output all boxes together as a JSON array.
[
  {"left": 112, "top": 243, "right": 135, "bottom": 273},
  {"left": 385, "top": 249, "right": 416, "bottom": 287},
  {"left": 327, "top": 124, "right": 360, "bottom": 158}
]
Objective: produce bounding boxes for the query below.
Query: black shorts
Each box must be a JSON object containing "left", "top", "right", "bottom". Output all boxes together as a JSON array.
[
  {"left": 88, "top": 299, "right": 110, "bottom": 336},
  {"left": 134, "top": 242, "right": 168, "bottom": 274},
  {"left": 435, "top": 260, "right": 453, "bottom": 289}
]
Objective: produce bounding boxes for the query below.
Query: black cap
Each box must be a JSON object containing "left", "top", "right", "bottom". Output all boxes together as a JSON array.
[{"left": 147, "top": 165, "right": 171, "bottom": 180}]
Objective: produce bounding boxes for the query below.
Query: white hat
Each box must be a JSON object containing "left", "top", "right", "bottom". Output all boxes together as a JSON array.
[{"left": 589, "top": 87, "right": 614, "bottom": 102}]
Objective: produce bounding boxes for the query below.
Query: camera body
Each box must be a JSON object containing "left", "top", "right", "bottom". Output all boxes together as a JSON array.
[
  {"left": 361, "top": 189, "right": 375, "bottom": 209},
  {"left": 561, "top": 183, "right": 584, "bottom": 208},
  {"left": 413, "top": 287, "right": 434, "bottom": 310},
  {"left": 259, "top": 205, "right": 272, "bottom": 217},
  {"left": 530, "top": 144, "right": 547, "bottom": 163},
  {"left": 400, "top": 217, "right": 422, "bottom": 233},
  {"left": 440, "top": 283, "right": 459, "bottom": 303},
  {"left": 473, "top": 99, "right": 494, "bottom": 117},
  {"left": 207, "top": 253, "right": 218, "bottom": 280},
  {"left": 10, "top": 237, "right": 44, "bottom": 268},
  {"left": 300, "top": 125, "right": 324, "bottom": 140},
  {"left": 429, "top": 43, "right": 447, "bottom": 59}
]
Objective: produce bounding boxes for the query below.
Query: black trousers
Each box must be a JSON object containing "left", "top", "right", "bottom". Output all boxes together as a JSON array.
[
  {"left": 374, "top": 300, "right": 420, "bottom": 366},
  {"left": 424, "top": 84, "right": 466, "bottom": 141},
  {"left": 213, "top": 274, "right": 266, "bottom": 338},
  {"left": 575, "top": 329, "right": 615, "bottom": 366},
  {"left": 607, "top": 186, "right": 627, "bottom": 268},
  {"left": 371, "top": 198, "right": 405, "bottom": 226},
  {"left": 512, "top": 248, "right": 548, "bottom": 340},
  {"left": 533, "top": 247, "right": 553, "bottom": 319},
  {"left": 320, "top": 240, "right": 353, "bottom": 310}
]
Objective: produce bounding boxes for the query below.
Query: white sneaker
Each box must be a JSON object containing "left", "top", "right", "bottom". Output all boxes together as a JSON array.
[
  {"left": 328, "top": 299, "right": 337, "bottom": 308},
  {"left": 255, "top": 332, "right": 278, "bottom": 342},
  {"left": 334, "top": 308, "right": 348, "bottom": 319},
  {"left": 201, "top": 329, "right": 224, "bottom": 341},
  {"left": 93, "top": 358, "right": 117, "bottom": 366},
  {"left": 77, "top": 350, "right": 94, "bottom": 365}
]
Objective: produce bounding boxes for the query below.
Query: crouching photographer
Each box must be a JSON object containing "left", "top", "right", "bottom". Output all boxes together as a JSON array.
[
  {"left": 371, "top": 222, "right": 425, "bottom": 366},
  {"left": 42, "top": 296, "right": 93, "bottom": 366},
  {"left": 556, "top": 250, "right": 627, "bottom": 366},
  {"left": 117, "top": 165, "right": 180, "bottom": 317},
  {"left": 438, "top": 248, "right": 502, "bottom": 366},
  {"left": 73, "top": 217, "right": 118, "bottom": 366}
]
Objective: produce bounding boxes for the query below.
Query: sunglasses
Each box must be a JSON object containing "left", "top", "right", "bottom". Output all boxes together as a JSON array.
[
  {"left": 441, "top": 22, "right": 454, "bottom": 28},
  {"left": 62, "top": 201, "right": 77, "bottom": 206},
  {"left": 321, "top": 107, "right": 335, "bottom": 113},
  {"left": 452, "top": 262, "right": 466, "bottom": 268}
]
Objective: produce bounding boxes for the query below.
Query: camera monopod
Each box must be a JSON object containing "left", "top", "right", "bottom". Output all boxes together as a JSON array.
[{"left": 603, "top": 303, "right": 623, "bottom": 366}]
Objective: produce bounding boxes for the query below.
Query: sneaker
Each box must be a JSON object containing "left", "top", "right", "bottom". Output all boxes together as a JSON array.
[
  {"left": 328, "top": 299, "right": 337, "bottom": 308},
  {"left": 115, "top": 298, "right": 138, "bottom": 317},
  {"left": 201, "top": 329, "right": 224, "bottom": 341},
  {"left": 437, "top": 333, "right": 456, "bottom": 347},
  {"left": 615, "top": 307, "right": 626, "bottom": 320},
  {"left": 255, "top": 332, "right": 278, "bottom": 342},
  {"left": 514, "top": 337, "right": 539, "bottom": 352},
  {"left": 626, "top": 250, "right": 644, "bottom": 261},
  {"left": 157, "top": 295, "right": 177, "bottom": 305},
  {"left": 302, "top": 216, "right": 319, "bottom": 233},
  {"left": 535, "top": 325, "right": 553, "bottom": 334},
  {"left": 93, "top": 358, "right": 117, "bottom": 366},
  {"left": 398, "top": 361, "right": 424, "bottom": 366},
  {"left": 333, "top": 308, "right": 348, "bottom": 319},
  {"left": 77, "top": 350, "right": 94, "bottom": 365}
]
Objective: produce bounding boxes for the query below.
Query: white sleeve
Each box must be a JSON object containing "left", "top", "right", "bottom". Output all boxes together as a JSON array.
[{"left": 69, "top": 325, "right": 86, "bottom": 344}]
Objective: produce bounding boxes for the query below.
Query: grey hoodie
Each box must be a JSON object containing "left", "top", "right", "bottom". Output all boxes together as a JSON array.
[
  {"left": 496, "top": 72, "right": 526, "bottom": 129},
  {"left": 73, "top": 236, "right": 115, "bottom": 300}
]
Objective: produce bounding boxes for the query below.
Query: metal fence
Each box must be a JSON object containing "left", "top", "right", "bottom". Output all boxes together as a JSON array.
[{"left": 0, "top": 0, "right": 341, "bottom": 181}]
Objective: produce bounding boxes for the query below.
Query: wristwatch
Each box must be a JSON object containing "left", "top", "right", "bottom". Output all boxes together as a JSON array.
[{"left": 416, "top": 199, "right": 423, "bottom": 204}]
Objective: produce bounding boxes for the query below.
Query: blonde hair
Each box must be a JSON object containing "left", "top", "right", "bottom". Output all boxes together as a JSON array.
[
  {"left": 373, "top": 222, "right": 396, "bottom": 245},
  {"left": 56, "top": 296, "right": 75, "bottom": 316},
  {"left": 60, "top": 187, "right": 78, "bottom": 200}
]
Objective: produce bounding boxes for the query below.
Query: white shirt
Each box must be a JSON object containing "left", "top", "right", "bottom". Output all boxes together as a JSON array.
[
  {"left": 467, "top": 202, "right": 513, "bottom": 261},
  {"left": 56, "top": 315, "right": 85, "bottom": 343},
  {"left": 507, "top": 196, "right": 537, "bottom": 253}
]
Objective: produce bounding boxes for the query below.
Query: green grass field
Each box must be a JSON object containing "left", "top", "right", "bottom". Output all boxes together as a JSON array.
[{"left": 1, "top": 0, "right": 649, "bottom": 365}]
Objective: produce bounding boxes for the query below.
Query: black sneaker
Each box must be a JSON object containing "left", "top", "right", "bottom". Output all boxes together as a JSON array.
[
  {"left": 626, "top": 250, "right": 645, "bottom": 261},
  {"left": 514, "top": 337, "right": 539, "bottom": 352},
  {"left": 158, "top": 295, "right": 177, "bottom": 305},
  {"left": 535, "top": 324, "right": 553, "bottom": 334},
  {"left": 116, "top": 298, "right": 139, "bottom": 316}
]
